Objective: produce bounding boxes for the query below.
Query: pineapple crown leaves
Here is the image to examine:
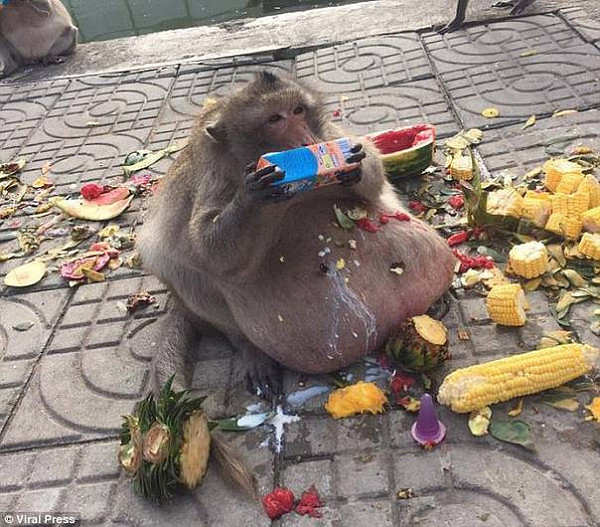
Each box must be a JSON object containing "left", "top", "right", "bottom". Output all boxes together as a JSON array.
[{"left": 119, "top": 375, "right": 209, "bottom": 503}]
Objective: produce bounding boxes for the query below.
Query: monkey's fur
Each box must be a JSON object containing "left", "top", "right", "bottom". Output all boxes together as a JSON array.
[
  {"left": 137, "top": 72, "right": 455, "bottom": 397},
  {"left": 0, "top": 0, "right": 77, "bottom": 78}
]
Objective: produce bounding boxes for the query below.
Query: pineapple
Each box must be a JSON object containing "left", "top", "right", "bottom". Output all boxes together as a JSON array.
[
  {"left": 118, "top": 377, "right": 211, "bottom": 502},
  {"left": 386, "top": 315, "right": 451, "bottom": 372}
]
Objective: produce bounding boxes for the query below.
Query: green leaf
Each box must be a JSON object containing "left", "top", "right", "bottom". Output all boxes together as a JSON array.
[
  {"left": 333, "top": 204, "right": 355, "bottom": 230},
  {"left": 122, "top": 140, "right": 188, "bottom": 175},
  {"left": 215, "top": 412, "right": 271, "bottom": 431},
  {"left": 489, "top": 419, "right": 534, "bottom": 449}
]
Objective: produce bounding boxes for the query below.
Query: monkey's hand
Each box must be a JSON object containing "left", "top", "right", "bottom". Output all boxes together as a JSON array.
[
  {"left": 339, "top": 143, "right": 365, "bottom": 186},
  {"left": 243, "top": 163, "right": 296, "bottom": 203}
]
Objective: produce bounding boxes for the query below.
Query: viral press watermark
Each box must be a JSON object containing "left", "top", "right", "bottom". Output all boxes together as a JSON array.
[{"left": 1, "top": 513, "right": 80, "bottom": 526}]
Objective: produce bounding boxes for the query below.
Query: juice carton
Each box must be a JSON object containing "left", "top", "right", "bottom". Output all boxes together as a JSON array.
[{"left": 256, "top": 138, "right": 360, "bottom": 193}]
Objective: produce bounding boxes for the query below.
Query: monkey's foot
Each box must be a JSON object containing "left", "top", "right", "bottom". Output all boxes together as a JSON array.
[
  {"left": 509, "top": 0, "right": 535, "bottom": 15},
  {"left": 245, "top": 356, "right": 282, "bottom": 401},
  {"left": 491, "top": 0, "right": 516, "bottom": 8},
  {"left": 425, "top": 292, "right": 452, "bottom": 321},
  {"left": 437, "top": 18, "right": 464, "bottom": 34}
]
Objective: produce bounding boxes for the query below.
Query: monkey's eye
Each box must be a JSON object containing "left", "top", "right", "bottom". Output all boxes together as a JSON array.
[
  {"left": 268, "top": 114, "right": 284, "bottom": 123},
  {"left": 293, "top": 106, "right": 304, "bottom": 115}
]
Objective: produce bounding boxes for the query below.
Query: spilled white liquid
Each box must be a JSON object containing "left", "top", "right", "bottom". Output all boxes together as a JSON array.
[
  {"left": 268, "top": 405, "right": 300, "bottom": 453},
  {"left": 286, "top": 385, "right": 331, "bottom": 407},
  {"left": 326, "top": 270, "right": 377, "bottom": 359}
]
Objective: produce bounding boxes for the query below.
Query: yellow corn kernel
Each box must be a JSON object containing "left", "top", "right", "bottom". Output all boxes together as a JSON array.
[
  {"left": 524, "top": 190, "right": 552, "bottom": 202},
  {"left": 543, "top": 159, "right": 583, "bottom": 192},
  {"left": 508, "top": 241, "right": 548, "bottom": 278},
  {"left": 577, "top": 174, "right": 600, "bottom": 209},
  {"left": 449, "top": 156, "right": 473, "bottom": 181},
  {"left": 545, "top": 213, "right": 583, "bottom": 239},
  {"left": 486, "top": 188, "right": 524, "bottom": 218},
  {"left": 551, "top": 192, "right": 589, "bottom": 218},
  {"left": 486, "top": 284, "right": 527, "bottom": 327},
  {"left": 555, "top": 172, "right": 585, "bottom": 194},
  {"left": 578, "top": 232, "right": 600, "bottom": 261},
  {"left": 438, "top": 344, "right": 600, "bottom": 413},
  {"left": 521, "top": 197, "right": 551, "bottom": 227},
  {"left": 583, "top": 207, "right": 600, "bottom": 233}
]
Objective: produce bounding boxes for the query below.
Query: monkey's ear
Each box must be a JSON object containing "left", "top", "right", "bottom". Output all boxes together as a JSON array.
[
  {"left": 255, "top": 70, "right": 280, "bottom": 86},
  {"left": 204, "top": 119, "right": 226, "bottom": 144}
]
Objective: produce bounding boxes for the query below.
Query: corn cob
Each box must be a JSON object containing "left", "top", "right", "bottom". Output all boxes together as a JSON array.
[
  {"left": 555, "top": 172, "right": 585, "bottom": 194},
  {"left": 449, "top": 155, "right": 473, "bottom": 181},
  {"left": 486, "top": 188, "right": 524, "bottom": 218},
  {"left": 437, "top": 344, "right": 600, "bottom": 413},
  {"left": 583, "top": 207, "right": 600, "bottom": 233},
  {"left": 543, "top": 159, "right": 583, "bottom": 192},
  {"left": 577, "top": 174, "right": 600, "bottom": 209},
  {"left": 508, "top": 241, "right": 548, "bottom": 278},
  {"left": 521, "top": 197, "right": 551, "bottom": 227},
  {"left": 524, "top": 190, "right": 552, "bottom": 202},
  {"left": 551, "top": 192, "right": 589, "bottom": 218},
  {"left": 545, "top": 213, "right": 583, "bottom": 240},
  {"left": 578, "top": 232, "right": 600, "bottom": 261},
  {"left": 486, "top": 284, "right": 527, "bottom": 326}
]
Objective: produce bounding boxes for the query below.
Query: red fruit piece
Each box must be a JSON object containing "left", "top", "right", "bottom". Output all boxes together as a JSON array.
[
  {"left": 447, "top": 195, "right": 464, "bottom": 209},
  {"left": 408, "top": 200, "right": 426, "bottom": 214},
  {"left": 390, "top": 372, "right": 415, "bottom": 395},
  {"left": 88, "top": 187, "right": 130, "bottom": 205},
  {"left": 262, "top": 487, "right": 295, "bottom": 519},
  {"left": 447, "top": 230, "right": 470, "bottom": 246},
  {"left": 80, "top": 183, "right": 104, "bottom": 201},
  {"left": 356, "top": 217, "right": 379, "bottom": 233},
  {"left": 295, "top": 486, "right": 323, "bottom": 518},
  {"left": 380, "top": 211, "right": 411, "bottom": 224}
]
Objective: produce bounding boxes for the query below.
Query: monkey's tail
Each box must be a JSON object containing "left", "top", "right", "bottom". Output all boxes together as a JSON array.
[{"left": 210, "top": 433, "right": 258, "bottom": 500}]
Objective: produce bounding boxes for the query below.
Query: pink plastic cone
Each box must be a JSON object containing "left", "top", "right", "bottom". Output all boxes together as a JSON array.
[{"left": 411, "top": 393, "right": 446, "bottom": 446}]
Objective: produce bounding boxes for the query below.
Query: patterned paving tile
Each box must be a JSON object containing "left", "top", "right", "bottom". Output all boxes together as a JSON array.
[
  {"left": 0, "top": 78, "right": 69, "bottom": 105},
  {"left": 324, "top": 80, "right": 459, "bottom": 138},
  {"left": 439, "top": 44, "right": 600, "bottom": 130},
  {"left": 424, "top": 14, "right": 586, "bottom": 74},
  {"left": 0, "top": 290, "right": 70, "bottom": 434},
  {"left": 476, "top": 108, "right": 600, "bottom": 178},
  {"left": 295, "top": 34, "right": 432, "bottom": 93},
  {"left": 160, "top": 61, "right": 293, "bottom": 123},
  {"left": 0, "top": 276, "right": 167, "bottom": 449},
  {"left": 561, "top": 7, "right": 600, "bottom": 43}
]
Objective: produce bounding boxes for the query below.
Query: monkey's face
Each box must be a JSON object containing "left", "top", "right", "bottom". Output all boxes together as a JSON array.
[{"left": 206, "top": 72, "right": 329, "bottom": 165}]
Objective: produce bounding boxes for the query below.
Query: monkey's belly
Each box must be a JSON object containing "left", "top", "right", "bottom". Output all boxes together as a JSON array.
[{"left": 224, "top": 205, "right": 455, "bottom": 373}]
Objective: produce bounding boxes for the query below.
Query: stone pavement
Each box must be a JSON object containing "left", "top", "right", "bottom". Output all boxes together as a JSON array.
[{"left": 1, "top": 6, "right": 600, "bottom": 527}]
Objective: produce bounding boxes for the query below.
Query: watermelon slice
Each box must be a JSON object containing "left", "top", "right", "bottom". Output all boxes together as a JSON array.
[{"left": 369, "top": 124, "right": 435, "bottom": 182}]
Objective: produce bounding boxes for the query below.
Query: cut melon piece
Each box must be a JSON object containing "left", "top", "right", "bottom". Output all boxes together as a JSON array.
[
  {"left": 85, "top": 187, "right": 130, "bottom": 206},
  {"left": 368, "top": 124, "right": 435, "bottom": 182},
  {"left": 4, "top": 260, "right": 46, "bottom": 288},
  {"left": 50, "top": 195, "right": 133, "bottom": 221}
]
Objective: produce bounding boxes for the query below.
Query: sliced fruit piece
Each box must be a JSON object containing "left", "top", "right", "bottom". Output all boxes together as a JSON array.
[
  {"left": 4, "top": 260, "right": 46, "bottom": 287},
  {"left": 368, "top": 124, "right": 435, "bottom": 182},
  {"left": 50, "top": 195, "right": 133, "bottom": 221}
]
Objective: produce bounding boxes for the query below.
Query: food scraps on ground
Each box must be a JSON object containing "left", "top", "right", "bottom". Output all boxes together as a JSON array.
[
  {"left": 295, "top": 486, "right": 323, "bottom": 518},
  {"left": 438, "top": 344, "right": 600, "bottom": 413},
  {"left": 468, "top": 406, "right": 492, "bottom": 436},
  {"left": 485, "top": 283, "right": 528, "bottom": 326},
  {"left": 4, "top": 260, "right": 46, "bottom": 287},
  {"left": 50, "top": 195, "right": 133, "bottom": 221},
  {"left": 386, "top": 315, "right": 450, "bottom": 372},
  {"left": 324, "top": 381, "right": 387, "bottom": 419},
  {"left": 262, "top": 487, "right": 295, "bottom": 519},
  {"left": 118, "top": 378, "right": 210, "bottom": 503},
  {"left": 126, "top": 291, "right": 156, "bottom": 313}
]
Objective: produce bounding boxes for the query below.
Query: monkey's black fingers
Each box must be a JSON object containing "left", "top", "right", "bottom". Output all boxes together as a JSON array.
[
  {"left": 338, "top": 168, "right": 362, "bottom": 186},
  {"left": 350, "top": 143, "right": 363, "bottom": 154},
  {"left": 264, "top": 187, "right": 297, "bottom": 203},
  {"left": 247, "top": 169, "right": 285, "bottom": 191},
  {"left": 345, "top": 151, "right": 366, "bottom": 164},
  {"left": 244, "top": 161, "right": 257, "bottom": 174}
]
